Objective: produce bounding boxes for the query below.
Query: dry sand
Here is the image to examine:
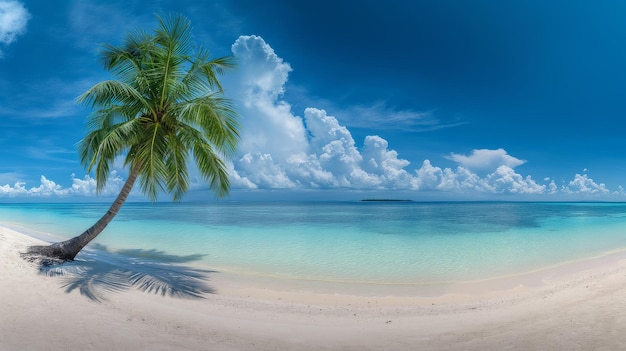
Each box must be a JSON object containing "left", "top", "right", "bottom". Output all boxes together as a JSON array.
[{"left": 3, "top": 225, "right": 626, "bottom": 350}]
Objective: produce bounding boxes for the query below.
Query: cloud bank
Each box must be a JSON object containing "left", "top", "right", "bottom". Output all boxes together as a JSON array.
[
  {"left": 0, "top": 172, "right": 124, "bottom": 198},
  {"left": 0, "top": 0, "right": 29, "bottom": 54},
  {"left": 222, "top": 35, "right": 614, "bottom": 198},
  {"left": 1, "top": 35, "right": 623, "bottom": 199}
]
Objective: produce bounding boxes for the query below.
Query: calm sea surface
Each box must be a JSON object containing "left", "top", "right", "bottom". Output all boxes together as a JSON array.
[{"left": 2, "top": 202, "right": 626, "bottom": 283}]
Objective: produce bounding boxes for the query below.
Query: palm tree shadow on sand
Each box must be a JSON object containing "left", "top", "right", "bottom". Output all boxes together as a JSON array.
[{"left": 37, "top": 244, "right": 216, "bottom": 302}]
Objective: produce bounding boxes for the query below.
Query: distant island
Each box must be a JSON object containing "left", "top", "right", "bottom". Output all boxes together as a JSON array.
[{"left": 361, "top": 199, "right": 414, "bottom": 202}]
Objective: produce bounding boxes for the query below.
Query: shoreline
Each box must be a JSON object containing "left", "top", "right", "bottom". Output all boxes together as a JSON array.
[{"left": 3, "top": 225, "right": 626, "bottom": 350}]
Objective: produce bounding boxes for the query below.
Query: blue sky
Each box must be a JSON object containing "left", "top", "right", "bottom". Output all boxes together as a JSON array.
[{"left": 2, "top": 0, "right": 626, "bottom": 201}]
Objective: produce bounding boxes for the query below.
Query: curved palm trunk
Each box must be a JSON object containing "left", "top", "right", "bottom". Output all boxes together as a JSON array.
[{"left": 26, "top": 166, "right": 141, "bottom": 262}]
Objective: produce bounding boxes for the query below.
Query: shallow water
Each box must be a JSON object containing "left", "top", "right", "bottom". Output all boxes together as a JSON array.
[{"left": 2, "top": 201, "right": 626, "bottom": 284}]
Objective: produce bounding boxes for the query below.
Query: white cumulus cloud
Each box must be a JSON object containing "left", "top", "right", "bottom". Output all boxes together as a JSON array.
[
  {"left": 562, "top": 174, "right": 609, "bottom": 194},
  {"left": 0, "top": 172, "right": 125, "bottom": 198},
  {"left": 0, "top": 0, "right": 29, "bottom": 54},
  {"left": 228, "top": 35, "right": 308, "bottom": 161},
  {"left": 227, "top": 35, "right": 416, "bottom": 190},
  {"left": 485, "top": 166, "right": 545, "bottom": 194},
  {"left": 446, "top": 148, "right": 526, "bottom": 172},
  {"left": 412, "top": 161, "right": 544, "bottom": 194}
]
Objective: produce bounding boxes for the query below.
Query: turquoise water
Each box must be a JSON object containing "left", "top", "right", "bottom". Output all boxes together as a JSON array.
[{"left": 2, "top": 202, "right": 626, "bottom": 283}]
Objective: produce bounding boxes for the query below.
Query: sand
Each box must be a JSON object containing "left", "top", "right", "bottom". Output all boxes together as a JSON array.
[{"left": 2, "top": 225, "right": 626, "bottom": 350}]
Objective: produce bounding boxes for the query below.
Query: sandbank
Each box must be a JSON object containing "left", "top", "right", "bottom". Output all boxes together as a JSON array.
[{"left": 2, "top": 225, "right": 626, "bottom": 350}]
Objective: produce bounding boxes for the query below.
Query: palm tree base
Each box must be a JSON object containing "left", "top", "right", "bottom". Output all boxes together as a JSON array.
[{"left": 22, "top": 242, "right": 77, "bottom": 266}]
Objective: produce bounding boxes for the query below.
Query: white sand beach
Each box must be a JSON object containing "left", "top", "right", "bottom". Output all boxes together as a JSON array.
[{"left": 3, "top": 225, "right": 626, "bottom": 350}]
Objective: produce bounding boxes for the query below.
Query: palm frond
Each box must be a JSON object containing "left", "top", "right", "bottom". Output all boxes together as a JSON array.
[
  {"left": 77, "top": 80, "right": 153, "bottom": 116},
  {"left": 164, "top": 131, "right": 190, "bottom": 200},
  {"left": 194, "top": 141, "right": 230, "bottom": 198},
  {"left": 78, "top": 118, "right": 144, "bottom": 191},
  {"left": 176, "top": 124, "right": 230, "bottom": 197},
  {"left": 201, "top": 55, "right": 236, "bottom": 92},
  {"left": 133, "top": 122, "right": 169, "bottom": 200},
  {"left": 177, "top": 95, "right": 239, "bottom": 155},
  {"left": 152, "top": 14, "right": 193, "bottom": 110},
  {"left": 154, "top": 14, "right": 194, "bottom": 59}
]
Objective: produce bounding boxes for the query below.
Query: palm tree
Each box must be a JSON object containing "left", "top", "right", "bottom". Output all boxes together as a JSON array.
[{"left": 26, "top": 14, "right": 239, "bottom": 262}]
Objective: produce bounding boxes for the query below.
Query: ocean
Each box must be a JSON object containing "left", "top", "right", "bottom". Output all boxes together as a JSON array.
[{"left": 2, "top": 201, "right": 626, "bottom": 284}]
